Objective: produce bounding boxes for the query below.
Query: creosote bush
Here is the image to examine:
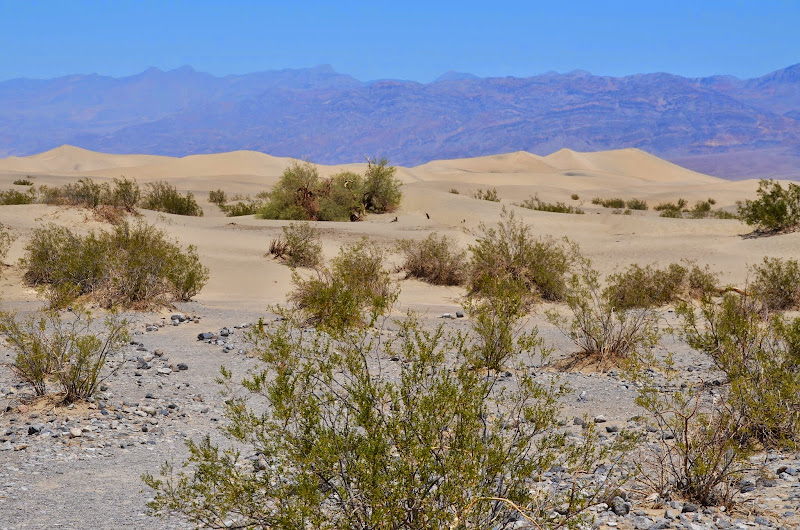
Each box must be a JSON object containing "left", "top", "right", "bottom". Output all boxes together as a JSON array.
[
  {"left": 749, "top": 257, "right": 800, "bottom": 311},
  {"left": 471, "top": 187, "right": 500, "bottom": 202},
  {"left": 288, "top": 239, "right": 396, "bottom": 333},
  {"left": 268, "top": 222, "right": 323, "bottom": 268},
  {"left": 140, "top": 181, "right": 203, "bottom": 216},
  {"left": 208, "top": 189, "right": 227, "bottom": 205},
  {"left": 516, "top": 195, "right": 584, "bottom": 214},
  {"left": 21, "top": 221, "right": 208, "bottom": 309},
  {"left": 547, "top": 251, "right": 661, "bottom": 368},
  {"left": 468, "top": 206, "right": 570, "bottom": 303},
  {"left": 737, "top": 179, "right": 800, "bottom": 233},
  {"left": 677, "top": 293, "right": 800, "bottom": 447},
  {"left": 0, "top": 223, "right": 15, "bottom": 264},
  {"left": 397, "top": 232, "right": 466, "bottom": 286},
  {"left": 144, "top": 306, "right": 637, "bottom": 529},
  {"left": 0, "top": 188, "right": 36, "bottom": 205},
  {"left": 625, "top": 198, "right": 648, "bottom": 211},
  {"left": 258, "top": 159, "right": 401, "bottom": 221},
  {"left": 0, "top": 308, "right": 129, "bottom": 404},
  {"left": 13, "top": 178, "right": 33, "bottom": 186},
  {"left": 591, "top": 197, "right": 625, "bottom": 209},
  {"left": 605, "top": 261, "right": 719, "bottom": 310}
]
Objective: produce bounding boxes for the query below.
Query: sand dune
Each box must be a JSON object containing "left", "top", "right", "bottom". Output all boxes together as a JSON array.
[{"left": 0, "top": 145, "right": 795, "bottom": 311}]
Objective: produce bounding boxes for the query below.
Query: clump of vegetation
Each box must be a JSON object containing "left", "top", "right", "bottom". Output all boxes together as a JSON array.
[
  {"left": 449, "top": 188, "right": 460, "bottom": 194},
  {"left": 0, "top": 188, "right": 36, "bottom": 205},
  {"left": 398, "top": 233, "right": 466, "bottom": 286},
  {"left": 258, "top": 159, "right": 401, "bottom": 222},
  {"left": 21, "top": 221, "right": 208, "bottom": 309},
  {"left": 612, "top": 208, "right": 632, "bottom": 215},
  {"left": 471, "top": 187, "right": 500, "bottom": 202},
  {"left": 144, "top": 304, "right": 636, "bottom": 528},
  {"left": 517, "top": 194, "right": 585, "bottom": 214},
  {"left": 468, "top": 207, "right": 570, "bottom": 303},
  {"left": 749, "top": 257, "right": 800, "bottom": 312},
  {"left": 605, "top": 261, "right": 719, "bottom": 310},
  {"left": 571, "top": 193, "right": 580, "bottom": 200},
  {"left": 677, "top": 293, "right": 800, "bottom": 447},
  {"left": 625, "top": 198, "right": 648, "bottom": 210},
  {"left": 140, "top": 181, "right": 203, "bottom": 216},
  {"left": 220, "top": 199, "right": 264, "bottom": 217},
  {"left": 288, "top": 239, "right": 396, "bottom": 333},
  {"left": 547, "top": 252, "right": 661, "bottom": 369},
  {"left": 737, "top": 179, "right": 800, "bottom": 233},
  {"left": 13, "top": 178, "right": 33, "bottom": 186},
  {"left": 630, "top": 355, "right": 755, "bottom": 508},
  {"left": 0, "top": 223, "right": 14, "bottom": 264},
  {"left": 591, "top": 197, "right": 626, "bottom": 209},
  {"left": 208, "top": 189, "right": 227, "bottom": 205},
  {"left": 268, "top": 222, "right": 323, "bottom": 268},
  {"left": 0, "top": 308, "right": 129, "bottom": 404}
]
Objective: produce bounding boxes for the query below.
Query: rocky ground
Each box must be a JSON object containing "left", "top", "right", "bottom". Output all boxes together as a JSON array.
[{"left": 1, "top": 303, "right": 799, "bottom": 529}]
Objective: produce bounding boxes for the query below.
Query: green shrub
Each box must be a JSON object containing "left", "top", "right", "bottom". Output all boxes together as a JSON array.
[
  {"left": 208, "top": 189, "right": 227, "bottom": 205},
  {"left": 398, "top": 233, "right": 467, "bottom": 286},
  {"left": 517, "top": 195, "right": 584, "bottom": 214},
  {"left": 677, "top": 293, "right": 800, "bottom": 447},
  {"left": 605, "top": 261, "right": 718, "bottom": 310},
  {"left": 749, "top": 257, "right": 800, "bottom": 311},
  {"left": 449, "top": 188, "right": 460, "bottom": 194},
  {"left": 472, "top": 187, "right": 500, "bottom": 202},
  {"left": 737, "top": 179, "right": 800, "bottom": 233},
  {"left": 659, "top": 207, "right": 683, "bottom": 218},
  {"left": 21, "top": 221, "right": 208, "bottom": 309},
  {"left": 0, "top": 223, "right": 14, "bottom": 264},
  {"left": 468, "top": 206, "right": 570, "bottom": 303},
  {"left": 140, "top": 181, "right": 203, "bottom": 216},
  {"left": 654, "top": 199, "right": 687, "bottom": 211},
  {"left": 625, "top": 198, "right": 648, "bottom": 210},
  {"left": 258, "top": 160, "right": 400, "bottom": 221},
  {"left": 268, "top": 222, "right": 323, "bottom": 268},
  {"left": 0, "top": 188, "right": 36, "bottom": 205},
  {"left": 630, "top": 358, "right": 754, "bottom": 507},
  {"left": 0, "top": 308, "right": 129, "bottom": 403},
  {"left": 13, "top": 178, "right": 33, "bottom": 186},
  {"left": 547, "top": 252, "right": 661, "bottom": 369},
  {"left": 591, "top": 197, "right": 625, "bottom": 209},
  {"left": 571, "top": 193, "right": 580, "bottom": 200},
  {"left": 144, "top": 309, "right": 635, "bottom": 528},
  {"left": 288, "top": 239, "right": 396, "bottom": 332},
  {"left": 107, "top": 177, "right": 140, "bottom": 210},
  {"left": 220, "top": 200, "right": 264, "bottom": 217}
]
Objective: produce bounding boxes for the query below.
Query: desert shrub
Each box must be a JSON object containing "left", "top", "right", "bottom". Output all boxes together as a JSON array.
[
  {"left": 0, "top": 223, "right": 14, "bottom": 264},
  {"left": 659, "top": 207, "right": 683, "bottom": 218},
  {"left": 467, "top": 275, "right": 544, "bottom": 371},
  {"left": 140, "top": 181, "right": 203, "bottom": 216},
  {"left": 220, "top": 200, "right": 264, "bottom": 217},
  {"left": 449, "top": 188, "right": 460, "bottom": 194},
  {"left": 362, "top": 157, "right": 402, "bottom": 213},
  {"left": 677, "top": 293, "right": 800, "bottom": 447},
  {"left": 397, "top": 232, "right": 466, "bottom": 286},
  {"left": 13, "top": 178, "right": 33, "bottom": 186},
  {"left": 57, "top": 178, "right": 107, "bottom": 208},
  {"left": 259, "top": 160, "right": 400, "bottom": 221},
  {"left": 630, "top": 358, "right": 755, "bottom": 507},
  {"left": 268, "top": 222, "right": 322, "bottom": 268},
  {"left": 0, "top": 308, "right": 129, "bottom": 403},
  {"left": 107, "top": 177, "right": 140, "bottom": 210},
  {"left": 571, "top": 193, "right": 580, "bottom": 200},
  {"left": 517, "top": 195, "right": 584, "bottom": 214},
  {"left": 144, "top": 308, "right": 636, "bottom": 529},
  {"left": 654, "top": 199, "right": 687, "bottom": 211},
  {"left": 605, "top": 261, "right": 718, "bottom": 310},
  {"left": 472, "top": 187, "right": 500, "bottom": 202},
  {"left": 625, "top": 198, "right": 648, "bottom": 210},
  {"left": 468, "top": 206, "right": 570, "bottom": 303},
  {"left": 591, "top": 197, "right": 626, "bottom": 209},
  {"left": 547, "top": 252, "right": 661, "bottom": 368},
  {"left": 749, "top": 257, "right": 800, "bottom": 311},
  {"left": 611, "top": 208, "right": 632, "bottom": 215},
  {"left": 686, "top": 200, "right": 713, "bottom": 219},
  {"left": 737, "top": 179, "right": 800, "bottom": 233},
  {"left": 208, "top": 189, "right": 227, "bottom": 205},
  {"left": 21, "top": 221, "right": 208, "bottom": 309},
  {"left": 288, "top": 239, "right": 396, "bottom": 332},
  {"left": 0, "top": 188, "right": 36, "bottom": 205}
]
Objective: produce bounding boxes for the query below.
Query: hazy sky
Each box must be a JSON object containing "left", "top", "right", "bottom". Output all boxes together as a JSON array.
[{"left": 1, "top": 0, "right": 798, "bottom": 82}]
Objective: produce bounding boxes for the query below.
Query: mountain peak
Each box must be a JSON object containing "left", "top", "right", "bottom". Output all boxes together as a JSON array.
[{"left": 433, "top": 71, "right": 479, "bottom": 83}]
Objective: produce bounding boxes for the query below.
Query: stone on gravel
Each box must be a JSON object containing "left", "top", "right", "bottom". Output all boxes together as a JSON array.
[
  {"left": 611, "top": 496, "right": 630, "bottom": 516},
  {"left": 177, "top": 363, "right": 188, "bottom": 371},
  {"left": 594, "top": 414, "right": 607, "bottom": 423},
  {"left": 156, "top": 368, "right": 172, "bottom": 376},
  {"left": 682, "top": 502, "right": 699, "bottom": 513},
  {"left": 455, "top": 310, "right": 464, "bottom": 318},
  {"left": 69, "top": 427, "right": 82, "bottom": 438}
]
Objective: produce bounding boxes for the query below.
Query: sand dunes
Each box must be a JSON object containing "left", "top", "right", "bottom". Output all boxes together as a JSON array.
[{"left": 0, "top": 145, "right": 796, "bottom": 312}]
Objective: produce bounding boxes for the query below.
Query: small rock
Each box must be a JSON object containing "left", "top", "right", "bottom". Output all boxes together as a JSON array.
[
  {"left": 594, "top": 414, "right": 607, "bottom": 423},
  {"left": 153, "top": 349, "right": 165, "bottom": 357},
  {"left": 573, "top": 416, "right": 586, "bottom": 426},
  {"left": 606, "top": 424, "right": 620, "bottom": 433},
  {"left": 682, "top": 502, "right": 699, "bottom": 513},
  {"left": 28, "top": 425, "right": 43, "bottom": 435},
  {"left": 156, "top": 367, "right": 172, "bottom": 376},
  {"left": 177, "top": 363, "right": 188, "bottom": 371},
  {"left": 441, "top": 313, "right": 452, "bottom": 319},
  {"left": 69, "top": 427, "right": 82, "bottom": 438},
  {"left": 197, "top": 332, "right": 213, "bottom": 341},
  {"left": 611, "top": 496, "right": 630, "bottom": 516}
]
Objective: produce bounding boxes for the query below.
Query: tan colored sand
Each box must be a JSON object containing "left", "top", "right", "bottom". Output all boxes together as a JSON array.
[{"left": 0, "top": 146, "right": 795, "bottom": 312}]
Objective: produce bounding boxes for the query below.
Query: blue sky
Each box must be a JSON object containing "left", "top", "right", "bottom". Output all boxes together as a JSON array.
[{"left": 1, "top": 0, "right": 798, "bottom": 82}]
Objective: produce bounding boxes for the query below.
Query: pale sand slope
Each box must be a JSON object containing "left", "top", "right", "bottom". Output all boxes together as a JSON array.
[{"left": 0, "top": 145, "right": 797, "bottom": 313}]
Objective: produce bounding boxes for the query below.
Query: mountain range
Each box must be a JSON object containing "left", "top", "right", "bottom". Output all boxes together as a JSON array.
[{"left": 2, "top": 64, "right": 800, "bottom": 179}]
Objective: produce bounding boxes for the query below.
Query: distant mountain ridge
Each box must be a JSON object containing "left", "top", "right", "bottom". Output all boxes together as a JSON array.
[{"left": 2, "top": 64, "right": 800, "bottom": 179}]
